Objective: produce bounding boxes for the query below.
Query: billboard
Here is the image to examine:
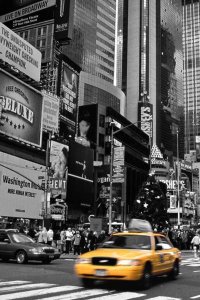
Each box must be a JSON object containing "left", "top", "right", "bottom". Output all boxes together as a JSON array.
[
  {"left": 0, "top": 22, "right": 41, "bottom": 81},
  {"left": 50, "top": 140, "right": 69, "bottom": 179},
  {"left": 60, "top": 62, "right": 79, "bottom": 125},
  {"left": 0, "top": 0, "right": 56, "bottom": 30},
  {"left": 0, "top": 152, "right": 44, "bottom": 219},
  {"left": 67, "top": 141, "right": 94, "bottom": 208},
  {"left": 42, "top": 91, "right": 60, "bottom": 133},
  {"left": 0, "top": 69, "right": 43, "bottom": 147},
  {"left": 76, "top": 104, "right": 98, "bottom": 148},
  {"left": 54, "top": 0, "right": 74, "bottom": 41},
  {"left": 138, "top": 102, "right": 153, "bottom": 141}
]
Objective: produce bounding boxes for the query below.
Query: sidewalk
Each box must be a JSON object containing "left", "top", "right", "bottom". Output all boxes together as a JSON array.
[{"left": 60, "top": 253, "right": 78, "bottom": 259}]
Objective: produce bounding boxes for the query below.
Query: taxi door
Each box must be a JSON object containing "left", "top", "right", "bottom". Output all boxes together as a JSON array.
[{"left": 153, "top": 235, "right": 174, "bottom": 274}]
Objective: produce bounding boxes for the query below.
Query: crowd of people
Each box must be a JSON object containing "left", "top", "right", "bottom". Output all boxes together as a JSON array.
[
  {"left": 10, "top": 223, "right": 200, "bottom": 257},
  {"left": 26, "top": 226, "right": 108, "bottom": 256}
]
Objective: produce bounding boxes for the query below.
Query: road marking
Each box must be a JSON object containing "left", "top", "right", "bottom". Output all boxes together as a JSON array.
[
  {"left": 0, "top": 282, "right": 55, "bottom": 292},
  {"left": 147, "top": 297, "right": 181, "bottom": 300},
  {"left": 0, "top": 285, "right": 81, "bottom": 300},
  {"left": 0, "top": 281, "right": 31, "bottom": 286},
  {"left": 190, "top": 295, "right": 200, "bottom": 299},
  {"left": 193, "top": 270, "right": 200, "bottom": 273},
  {"left": 39, "top": 289, "right": 115, "bottom": 300},
  {"left": 90, "top": 292, "right": 146, "bottom": 300}
]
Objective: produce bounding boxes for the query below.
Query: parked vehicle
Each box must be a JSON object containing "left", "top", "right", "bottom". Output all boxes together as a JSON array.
[{"left": 0, "top": 229, "right": 60, "bottom": 264}]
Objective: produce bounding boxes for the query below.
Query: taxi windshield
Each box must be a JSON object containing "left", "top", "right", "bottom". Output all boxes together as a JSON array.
[{"left": 102, "top": 235, "right": 151, "bottom": 250}]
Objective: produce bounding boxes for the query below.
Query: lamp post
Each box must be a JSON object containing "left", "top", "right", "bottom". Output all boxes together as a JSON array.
[
  {"left": 108, "top": 121, "right": 151, "bottom": 234},
  {"left": 177, "top": 129, "right": 181, "bottom": 227}
]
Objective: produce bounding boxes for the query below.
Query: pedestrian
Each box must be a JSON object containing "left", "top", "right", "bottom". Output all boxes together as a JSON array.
[
  {"left": 191, "top": 231, "right": 200, "bottom": 259},
  {"left": 73, "top": 230, "right": 81, "bottom": 255},
  {"left": 60, "top": 228, "right": 66, "bottom": 254},
  {"left": 96, "top": 230, "right": 106, "bottom": 248},
  {"left": 65, "top": 228, "right": 74, "bottom": 254},
  {"left": 47, "top": 227, "right": 54, "bottom": 246},
  {"left": 35, "top": 226, "right": 44, "bottom": 243}
]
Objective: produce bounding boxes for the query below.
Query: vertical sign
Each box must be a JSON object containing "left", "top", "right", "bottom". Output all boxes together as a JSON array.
[
  {"left": 112, "top": 146, "right": 125, "bottom": 183},
  {"left": 138, "top": 102, "right": 153, "bottom": 141},
  {"left": 54, "top": 0, "right": 74, "bottom": 41}
]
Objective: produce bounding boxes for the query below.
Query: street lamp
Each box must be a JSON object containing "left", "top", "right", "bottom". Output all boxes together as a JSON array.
[
  {"left": 108, "top": 121, "right": 151, "bottom": 234},
  {"left": 177, "top": 129, "right": 181, "bottom": 227}
]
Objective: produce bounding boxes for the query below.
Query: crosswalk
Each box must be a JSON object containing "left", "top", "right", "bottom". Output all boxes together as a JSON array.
[
  {"left": 0, "top": 279, "right": 182, "bottom": 300},
  {"left": 181, "top": 257, "right": 200, "bottom": 267}
]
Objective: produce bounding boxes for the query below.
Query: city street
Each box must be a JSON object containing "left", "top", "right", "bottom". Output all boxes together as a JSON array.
[{"left": 0, "top": 253, "right": 200, "bottom": 300}]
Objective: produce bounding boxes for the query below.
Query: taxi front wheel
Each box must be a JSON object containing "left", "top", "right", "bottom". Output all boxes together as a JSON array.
[
  {"left": 140, "top": 264, "right": 152, "bottom": 290},
  {"left": 168, "top": 260, "right": 179, "bottom": 280},
  {"left": 81, "top": 278, "right": 95, "bottom": 288}
]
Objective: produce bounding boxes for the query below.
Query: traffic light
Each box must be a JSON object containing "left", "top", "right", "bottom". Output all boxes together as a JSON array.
[{"left": 0, "top": 103, "right": 6, "bottom": 126}]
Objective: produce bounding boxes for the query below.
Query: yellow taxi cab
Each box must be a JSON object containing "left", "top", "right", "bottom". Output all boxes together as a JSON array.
[{"left": 74, "top": 219, "right": 181, "bottom": 289}]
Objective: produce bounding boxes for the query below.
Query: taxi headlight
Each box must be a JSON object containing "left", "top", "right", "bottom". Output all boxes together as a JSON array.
[
  {"left": 117, "top": 259, "right": 141, "bottom": 266},
  {"left": 76, "top": 258, "right": 91, "bottom": 264}
]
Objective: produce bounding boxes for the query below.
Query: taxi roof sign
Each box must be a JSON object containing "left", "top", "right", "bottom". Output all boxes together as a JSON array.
[{"left": 128, "top": 219, "right": 153, "bottom": 232}]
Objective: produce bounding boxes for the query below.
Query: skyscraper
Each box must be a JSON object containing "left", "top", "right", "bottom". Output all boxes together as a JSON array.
[
  {"left": 62, "top": 0, "right": 116, "bottom": 84},
  {"left": 125, "top": 0, "right": 184, "bottom": 163},
  {"left": 183, "top": 0, "right": 200, "bottom": 158}
]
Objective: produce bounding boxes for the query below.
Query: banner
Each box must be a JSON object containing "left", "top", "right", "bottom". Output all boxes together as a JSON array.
[
  {"left": 0, "top": 152, "right": 44, "bottom": 219},
  {"left": 42, "top": 91, "right": 60, "bottom": 133},
  {"left": 112, "top": 146, "right": 125, "bottom": 183},
  {"left": 60, "top": 62, "right": 79, "bottom": 125},
  {"left": 0, "top": 22, "right": 41, "bottom": 81},
  {"left": 0, "top": 69, "right": 43, "bottom": 147}
]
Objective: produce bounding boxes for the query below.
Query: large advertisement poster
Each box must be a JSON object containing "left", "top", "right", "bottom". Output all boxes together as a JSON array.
[
  {"left": 0, "top": 69, "right": 43, "bottom": 147},
  {"left": 0, "top": 23, "right": 41, "bottom": 82},
  {"left": 49, "top": 141, "right": 69, "bottom": 200},
  {"left": 54, "top": 0, "right": 74, "bottom": 41},
  {"left": 0, "top": 152, "right": 44, "bottom": 219},
  {"left": 0, "top": 0, "right": 56, "bottom": 30},
  {"left": 60, "top": 62, "right": 79, "bottom": 125},
  {"left": 67, "top": 141, "right": 94, "bottom": 208},
  {"left": 76, "top": 104, "right": 98, "bottom": 148}
]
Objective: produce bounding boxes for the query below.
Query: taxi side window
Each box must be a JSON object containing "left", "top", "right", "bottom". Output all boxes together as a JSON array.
[
  {"left": 0, "top": 232, "right": 9, "bottom": 242},
  {"left": 155, "top": 236, "right": 172, "bottom": 250}
]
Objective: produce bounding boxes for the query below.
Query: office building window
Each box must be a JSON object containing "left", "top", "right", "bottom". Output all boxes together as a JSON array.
[
  {"left": 99, "top": 114, "right": 105, "bottom": 128},
  {"left": 99, "top": 133, "right": 105, "bottom": 148}
]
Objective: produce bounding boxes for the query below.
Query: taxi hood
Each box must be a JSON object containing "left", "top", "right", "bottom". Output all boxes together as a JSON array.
[{"left": 80, "top": 247, "right": 151, "bottom": 259}]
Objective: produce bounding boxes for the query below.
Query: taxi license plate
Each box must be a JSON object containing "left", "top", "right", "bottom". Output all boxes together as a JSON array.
[
  {"left": 95, "top": 270, "right": 107, "bottom": 277},
  {"left": 49, "top": 255, "right": 54, "bottom": 259}
]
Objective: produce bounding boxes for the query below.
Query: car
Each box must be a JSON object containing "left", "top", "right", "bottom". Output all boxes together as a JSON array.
[
  {"left": 0, "top": 229, "right": 60, "bottom": 264},
  {"left": 74, "top": 219, "right": 181, "bottom": 289}
]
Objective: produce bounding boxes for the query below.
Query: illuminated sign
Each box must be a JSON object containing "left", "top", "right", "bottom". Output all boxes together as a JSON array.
[{"left": 138, "top": 102, "right": 153, "bottom": 138}]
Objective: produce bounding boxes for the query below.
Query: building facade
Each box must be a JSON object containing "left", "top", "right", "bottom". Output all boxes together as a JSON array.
[
  {"left": 183, "top": 0, "right": 200, "bottom": 158},
  {"left": 125, "top": 0, "right": 184, "bottom": 163}
]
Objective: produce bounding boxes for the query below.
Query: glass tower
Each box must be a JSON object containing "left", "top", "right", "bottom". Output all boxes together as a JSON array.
[
  {"left": 183, "top": 0, "right": 200, "bottom": 156},
  {"left": 125, "top": 0, "right": 184, "bottom": 161},
  {"left": 62, "top": 0, "right": 116, "bottom": 84}
]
